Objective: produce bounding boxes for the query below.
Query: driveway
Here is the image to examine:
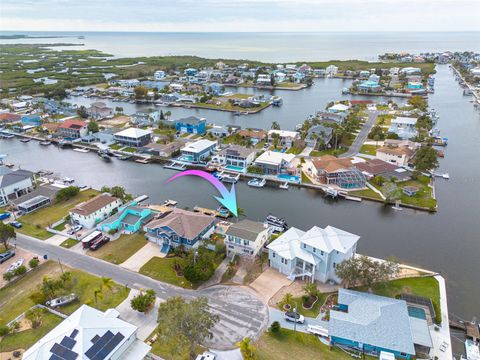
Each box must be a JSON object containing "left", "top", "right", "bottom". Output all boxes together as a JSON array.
[
  {"left": 269, "top": 308, "right": 329, "bottom": 334},
  {"left": 249, "top": 268, "right": 292, "bottom": 304},
  {"left": 120, "top": 242, "right": 164, "bottom": 272},
  {"left": 115, "top": 289, "right": 162, "bottom": 341},
  {"left": 340, "top": 110, "right": 383, "bottom": 158},
  {"left": 44, "top": 234, "right": 69, "bottom": 246},
  {"left": 14, "top": 233, "right": 269, "bottom": 349}
]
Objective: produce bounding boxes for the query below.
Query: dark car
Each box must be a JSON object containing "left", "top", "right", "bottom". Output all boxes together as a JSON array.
[
  {"left": 9, "top": 221, "right": 22, "bottom": 229},
  {"left": 89, "top": 236, "right": 110, "bottom": 251},
  {"left": 0, "top": 250, "right": 15, "bottom": 264}
]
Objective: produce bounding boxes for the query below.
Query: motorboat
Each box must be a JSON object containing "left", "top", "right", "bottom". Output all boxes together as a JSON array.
[{"left": 247, "top": 178, "right": 266, "bottom": 188}]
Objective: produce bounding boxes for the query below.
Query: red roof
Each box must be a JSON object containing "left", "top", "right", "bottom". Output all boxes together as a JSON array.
[
  {"left": 59, "top": 119, "right": 87, "bottom": 129},
  {"left": 0, "top": 113, "right": 21, "bottom": 122}
]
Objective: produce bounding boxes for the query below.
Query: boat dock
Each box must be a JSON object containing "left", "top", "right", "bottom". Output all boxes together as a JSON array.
[
  {"left": 135, "top": 157, "right": 151, "bottom": 164},
  {"left": 193, "top": 206, "right": 230, "bottom": 218},
  {"left": 163, "top": 161, "right": 187, "bottom": 171}
]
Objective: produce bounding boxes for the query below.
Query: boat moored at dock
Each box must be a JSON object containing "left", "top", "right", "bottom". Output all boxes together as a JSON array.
[
  {"left": 265, "top": 214, "right": 288, "bottom": 233},
  {"left": 247, "top": 178, "right": 266, "bottom": 188}
]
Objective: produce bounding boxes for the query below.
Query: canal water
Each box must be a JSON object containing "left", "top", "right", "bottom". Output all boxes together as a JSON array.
[{"left": 1, "top": 65, "right": 479, "bottom": 325}]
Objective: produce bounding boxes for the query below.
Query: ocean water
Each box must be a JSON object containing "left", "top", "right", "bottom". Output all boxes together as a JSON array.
[{"left": 0, "top": 31, "right": 479, "bottom": 62}]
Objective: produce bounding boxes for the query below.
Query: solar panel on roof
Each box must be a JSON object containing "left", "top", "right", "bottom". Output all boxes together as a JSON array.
[
  {"left": 90, "top": 332, "right": 125, "bottom": 360},
  {"left": 60, "top": 336, "right": 76, "bottom": 349},
  {"left": 91, "top": 334, "right": 100, "bottom": 343},
  {"left": 85, "top": 331, "right": 114, "bottom": 359},
  {"left": 70, "top": 329, "right": 79, "bottom": 339},
  {"left": 49, "top": 354, "right": 63, "bottom": 360},
  {"left": 50, "top": 343, "right": 78, "bottom": 360}
]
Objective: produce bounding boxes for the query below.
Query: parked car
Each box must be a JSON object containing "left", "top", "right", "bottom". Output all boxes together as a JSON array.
[
  {"left": 9, "top": 221, "right": 22, "bottom": 229},
  {"left": 195, "top": 352, "right": 216, "bottom": 360},
  {"left": 6, "top": 258, "right": 23, "bottom": 273},
  {"left": 67, "top": 224, "right": 83, "bottom": 235},
  {"left": 89, "top": 236, "right": 110, "bottom": 250},
  {"left": 284, "top": 311, "right": 305, "bottom": 324},
  {"left": 0, "top": 250, "right": 15, "bottom": 264},
  {"left": 0, "top": 212, "right": 11, "bottom": 220}
]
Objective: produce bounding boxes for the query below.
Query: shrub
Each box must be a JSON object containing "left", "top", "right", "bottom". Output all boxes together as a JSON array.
[
  {"left": 14, "top": 265, "right": 27, "bottom": 276},
  {"left": 3, "top": 271, "right": 14, "bottom": 281},
  {"left": 55, "top": 186, "right": 80, "bottom": 202},
  {"left": 270, "top": 321, "right": 281, "bottom": 333},
  {"left": 29, "top": 257, "right": 39, "bottom": 269},
  {"left": 130, "top": 289, "right": 156, "bottom": 313},
  {"left": 0, "top": 325, "right": 10, "bottom": 336},
  {"left": 108, "top": 228, "right": 118, "bottom": 235},
  {"left": 29, "top": 290, "right": 47, "bottom": 304},
  {"left": 25, "top": 307, "right": 45, "bottom": 329}
]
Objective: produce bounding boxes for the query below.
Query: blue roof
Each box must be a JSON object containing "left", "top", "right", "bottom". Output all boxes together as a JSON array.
[{"left": 329, "top": 289, "right": 416, "bottom": 355}]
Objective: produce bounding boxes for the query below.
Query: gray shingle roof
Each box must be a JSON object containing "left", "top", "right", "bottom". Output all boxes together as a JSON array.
[
  {"left": 0, "top": 167, "right": 33, "bottom": 187},
  {"left": 225, "top": 219, "right": 266, "bottom": 241},
  {"left": 175, "top": 116, "right": 205, "bottom": 125},
  {"left": 329, "top": 289, "right": 416, "bottom": 355}
]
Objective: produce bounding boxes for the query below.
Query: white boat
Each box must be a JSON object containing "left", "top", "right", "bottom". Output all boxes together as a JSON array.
[
  {"left": 73, "top": 147, "right": 90, "bottom": 153},
  {"left": 3, "top": 134, "right": 15, "bottom": 139},
  {"left": 279, "top": 182, "right": 289, "bottom": 190},
  {"left": 265, "top": 214, "right": 288, "bottom": 233},
  {"left": 46, "top": 293, "right": 78, "bottom": 307},
  {"left": 39, "top": 140, "right": 51, "bottom": 146},
  {"left": 248, "top": 178, "right": 266, "bottom": 188},
  {"left": 392, "top": 200, "right": 403, "bottom": 211},
  {"left": 62, "top": 177, "right": 75, "bottom": 184},
  {"left": 222, "top": 173, "right": 240, "bottom": 184},
  {"left": 325, "top": 187, "right": 338, "bottom": 198},
  {"left": 442, "top": 173, "right": 450, "bottom": 179}
]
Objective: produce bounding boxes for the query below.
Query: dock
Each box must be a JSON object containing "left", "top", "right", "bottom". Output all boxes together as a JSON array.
[
  {"left": 135, "top": 158, "right": 151, "bottom": 164},
  {"left": 163, "top": 161, "right": 187, "bottom": 171},
  {"left": 193, "top": 206, "right": 230, "bottom": 218}
]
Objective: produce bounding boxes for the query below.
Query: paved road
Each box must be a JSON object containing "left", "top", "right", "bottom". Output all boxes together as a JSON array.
[
  {"left": 340, "top": 110, "right": 383, "bottom": 158},
  {"left": 14, "top": 233, "right": 269, "bottom": 349}
]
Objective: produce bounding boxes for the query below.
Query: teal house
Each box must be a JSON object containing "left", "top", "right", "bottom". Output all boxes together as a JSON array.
[{"left": 97, "top": 203, "right": 154, "bottom": 233}]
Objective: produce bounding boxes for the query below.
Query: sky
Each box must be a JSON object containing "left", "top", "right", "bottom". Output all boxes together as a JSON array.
[{"left": 0, "top": 0, "right": 479, "bottom": 33}]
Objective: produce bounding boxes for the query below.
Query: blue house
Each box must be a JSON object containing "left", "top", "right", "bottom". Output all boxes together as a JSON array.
[
  {"left": 175, "top": 116, "right": 206, "bottom": 135},
  {"left": 144, "top": 208, "right": 215, "bottom": 251},
  {"left": 329, "top": 289, "right": 432, "bottom": 359},
  {"left": 21, "top": 114, "right": 42, "bottom": 126},
  {"left": 97, "top": 203, "right": 154, "bottom": 233},
  {"left": 184, "top": 68, "right": 198, "bottom": 77},
  {"left": 204, "top": 82, "right": 224, "bottom": 95}
]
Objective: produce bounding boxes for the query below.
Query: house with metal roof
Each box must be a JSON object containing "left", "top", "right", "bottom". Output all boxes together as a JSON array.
[
  {"left": 144, "top": 208, "right": 215, "bottom": 251},
  {"left": 267, "top": 225, "right": 359, "bottom": 283},
  {"left": 253, "top": 151, "right": 296, "bottom": 175},
  {"left": 225, "top": 219, "right": 271, "bottom": 257},
  {"left": 114, "top": 128, "right": 152, "bottom": 147},
  {"left": 180, "top": 139, "right": 217, "bottom": 163},
  {"left": 22, "top": 305, "right": 150, "bottom": 360},
  {"left": 388, "top": 117, "right": 418, "bottom": 140},
  {"left": 329, "top": 289, "right": 432, "bottom": 359}
]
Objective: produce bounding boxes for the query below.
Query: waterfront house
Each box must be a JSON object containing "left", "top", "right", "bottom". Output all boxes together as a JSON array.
[
  {"left": 267, "top": 225, "right": 359, "bottom": 283},
  {"left": 253, "top": 151, "right": 295, "bottom": 175},
  {"left": 184, "top": 68, "right": 198, "bottom": 77},
  {"left": 21, "top": 114, "right": 42, "bottom": 126},
  {"left": 97, "top": 203, "right": 154, "bottom": 233},
  {"left": 256, "top": 74, "right": 272, "bottom": 86},
  {"left": 403, "top": 186, "right": 419, "bottom": 196},
  {"left": 355, "top": 159, "right": 411, "bottom": 181},
  {"left": 328, "top": 103, "right": 350, "bottom": 113},
  {"left": 207, "top": 125, "right": 230, "bottom": 138},
  {"left": 144, "top": 208, "right": 215, "bottom": 250},
  {"left": 204, "top": 82, "right": 224, "bottom": 95},
  {"left": 141, "top": 141, "right": 183, "bottom": 158},
  {"left": 376, "top": 146, "right": 415, "bottom": 166},
  {"left": 69, "top": 193, "right": 122, "bottom": 229},
  {"left": 388, "top": 117, "right": 418, "bottom": 140},
  {"left": 58, "top": 119, "right": 88, "bottom": 139},
  {"left": 306, "top": 155, "right": 366, "bottom": 189},
  {"left": 0, "top": 167, "right": 35, "bottom": 207},
  {"left": 268, "top": 129, "right": 299, "bottom": 148},
  {"left": 399, "top": 67, "right": 422, "bottom": 75},
  {"left": 326, "top": 65, "right": 339, "bottom": 76},
  {"left": 22, "top": 305, "right": 151, "bottom": 360},
  {"left": 305, "top": 124, "right": 333, "bottom": 148},
  {"left": 0, "top": 112, "right": 21, "bottom": 124},
  {"left": 359, "top": 70, "right": 370, "bottom": 78},
  {"left": 93, "top": 128, "right": 120, "bottom": 144},
  {"left": 225, "top": 219, "right": 271, "bottom": 257},
  {"left": 237, "top": 129, "right": 267, "bottom": 145},
  {"left": 180, "top": 139, "right": 217, "bottom": 162},
  {"left": 316, "top": 111, "right": 347, "bottom": 125},
  {"left": 216, "top": 144, "right": 257, "bottom": 171},
  {"left": 357, "top": 80, "right": 382, "bottom": 93},
  {"left": 154, "top": 70, "right": 166, "bottom": 80},
  {"left": 87, "top": 101, "right": 113, "bottom": 120},
  {"left": 175, "top": 116, "right": 206, "bottom": 135},
  {"left": 329, "top": 289, "right": 432, "bottom": 359},
  {"left": 131, "top": 111, "right": 160, "bottom": 125},
  {"left": 114, "top": 127, "right": 152, "bottom": 147}
]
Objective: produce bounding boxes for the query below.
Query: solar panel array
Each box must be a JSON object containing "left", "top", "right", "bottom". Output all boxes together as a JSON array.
[
  {"left": 49, "top": 328, "right": 80, "bottom": 360},
  {"left": 85, "top": 330, "right": 125, "bottom": 360}
]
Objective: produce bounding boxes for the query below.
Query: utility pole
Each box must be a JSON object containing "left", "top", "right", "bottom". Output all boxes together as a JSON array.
[
  {"left": 293, "top": 306, "right": 297, "bottom": 336},
  {"left": 58, "top": 257, "right": 64, "bottom": 274}
]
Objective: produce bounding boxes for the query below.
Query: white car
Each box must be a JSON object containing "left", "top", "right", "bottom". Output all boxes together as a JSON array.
[
  {"left": 195, "top": 352, "right": 216, "bottom": 360},
  {"left": 284, "top": 311, "right": 305, "bottom": 324}
]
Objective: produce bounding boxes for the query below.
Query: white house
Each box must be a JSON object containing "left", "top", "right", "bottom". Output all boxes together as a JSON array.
[
  {"left": 267, "top": 225, "right": 360, "bottom": 283},
  {"left": 388, "top": 117, "right": 418, "bottom": 140},
  {"left": 376, "top": 146, "right": 416, "bottom": 166},
  {"left": 69, "top": 193, "right": 122, "bottom": 228},
  {"left": 267, "top": 129, "right": 299, "bottom": 148},
  {"left": 154, "top": 70, "right": 166, "bottom": 80},
  {"left": 0, "top": 167, "right": 35, "bottom": 207},
  {"left": 114, "top": 127, "right": 152, "bottom": 147},
  {"left": 328, "top": 103, "right": 350, "bottom": 113},
  {"left": 326, "top": 65, "right": 339, "bottom": 76},
  {"left": 256, "top": 74, "right": 272, "bottom": 86},
  {"left": 22, "top": 305, "right": 151, "bottom": 360},
  {"left": 180, "top": 139, "right": 217, "bottom": 162},
  {"left": 253, "top": 151, "right": 295, "bottom": 175},
  {"left": 225, "top": 219, "right": 271, "bottom": 257}
]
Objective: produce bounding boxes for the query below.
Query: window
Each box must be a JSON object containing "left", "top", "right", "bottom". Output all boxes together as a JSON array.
[
  {"left": 320, "top": 251, "right": 324, "bottom": 256},
  {"left": 333, "top": 262, "right": 337, "bottom": 269},
  {"left": 303, "top": 243, "right": 306, "bottom": 249},
  {"left": 272, "top": 252, "right": 276, "bottom": 258},
  {"left": 313, "top": 248, "right": 316, "bottom": 253}
]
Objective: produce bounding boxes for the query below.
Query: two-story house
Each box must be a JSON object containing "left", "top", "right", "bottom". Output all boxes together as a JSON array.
[
  {"left": 225, "top": 219, "right": 271, "bottom": 257},
  {"left": 267, "top": 225, "right": 360, "bottom": 284},
  {"left": 174, "top": 116, "right": 206, "bottom": 135},
  {"left": 69, "top": 193, "right": 122, "bottom": 229},
  {"left": 217, "top": 145, "right": 257, "bottom": 171},
  {"left": 58, "top": 119, "right": 88, "bottom": 139},
  {"left": 0, "top": 167, "right": 35, "bottom": 207}
]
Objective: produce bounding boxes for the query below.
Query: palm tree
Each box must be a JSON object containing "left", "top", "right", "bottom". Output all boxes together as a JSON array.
[
  {"left": 271, "top": 121, "right": 280, "bottom": 130},
  {"left": 93, "top": 288, "right": 103, "bottom": 305},
  {"left": 281, "top": 292, "right": 294, "bottom": 310},
  {"left": 100, "top": 277, "right": 114, "bottom": 301},
  {"left": 238, "top": 337, "right": 256, "bottom": 360},
  {"left": 236, "top": 207, "right": 246, "bottom": 218}
]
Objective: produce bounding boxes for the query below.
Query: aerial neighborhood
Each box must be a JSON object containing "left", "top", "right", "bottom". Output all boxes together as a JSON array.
[{"left": 1, "top": 45, "right": 479, "bottom": 360}]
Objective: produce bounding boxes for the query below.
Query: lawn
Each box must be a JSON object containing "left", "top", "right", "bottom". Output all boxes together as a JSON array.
[
  {"left": 286, "top": 146, "right": 303, "bottom": 155},
  {"left": 375, "top": 114, "right": 394, "bottom": 126},
  {"left": 301, "top": 171, "right": 312, "bottom": 184},
  {"left": 60, "top": 238, "right": 79, "bottom": 248},
  {"left": 255, "top": 328, "right": 356, "bottom": 360},
  {"left": 0, "top": 312, "right": 63, "bottom": 352},
  {"left": 357, "top": 276, "right": 441, "bottom": 323},
  {"left": 139, "top": 256, "right": 193, "bottom": 289},
  {"left": 109, "top": 144, "right": 122, "bottom": 150},
  {"left": 350, "top": 187, "right": 384, "bottom": 201},
  {"left": 359, "top": 144, "right": 378, "bottom": 156},
  {"left": 194, "top": 100, "right": 270, "bottom": 113},
  {"left": 122, "top": 147, "right": 137, "bottom": 153},
  {"left": 149, "top": 335, "right": 205, "bottom": 360},
  {"left": 397, "top": 178, "right": 437, "bottom": 209},
  {"left": 0, "top": 261, "right": 130, "bottom": 326},
  {"left": 18, "top": 189, "right": 100, "bottom": 240},
  {"left": 53, "top": 221, "right": 66, "bottom": 231},
  {"left": 309, "top": 148, "right": 347, "bottom": 157},
  {"left": 88, "top": 233, "right": 148, "bottom": 265}
]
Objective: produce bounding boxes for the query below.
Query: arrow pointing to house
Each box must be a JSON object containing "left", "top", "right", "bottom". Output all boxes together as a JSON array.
[{"left": 165, "top": 170, "right": 238, "bottom": 217}]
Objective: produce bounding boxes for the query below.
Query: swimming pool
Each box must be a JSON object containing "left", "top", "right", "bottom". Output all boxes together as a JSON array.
[
  {"left": 277, "top": 174, "right": 300, "bottom": 183},
  {"left": 408, "top": 306, "right": 427, "bottom": 320},
  {"left": 224, "top": 164, "right": 245, "bottom": 173}
]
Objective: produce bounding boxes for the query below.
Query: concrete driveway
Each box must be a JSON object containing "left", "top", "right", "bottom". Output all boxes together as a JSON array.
[
  {"left": 44, "top": 234, "right": 69, "bottom": 246},
  {"left": 120, "top": 242, "right": 164, "bottom": 271},
  {"left": 249, "top": 268, "right": 292, "bottom": 304},
  {"left": 269, "top": 308, "right": 329, "bottom": 334},
  {"left": 115, "top": 289, "right": 162, "bottom": 341}
]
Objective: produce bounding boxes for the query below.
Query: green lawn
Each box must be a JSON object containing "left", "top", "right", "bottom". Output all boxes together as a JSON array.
[
  {"left": 139, "top": 256, "right": 194, "bottom": 289},
  {"left": 286, "top": 146, "right": 303, "bottom": 155},
  {"left": 60, "top": 238, "right": 79, "bottom": 248},
  {"left": 398, "top": 178, "right": 437, "bottom": 209},
  {"left": 255, "top": 328, "right": 358, "bottom": 360},
  {"left": 0, "top": 312, "right": 63, "bottom": 352},
  {"left": 18, "top": 189, "right": 100, "bottom": 240},
  {"left": 309, "top": 148, "right": 347, "bottom": 157},
  {"left": 0, "top": 261, "right": 130, "bottom": 326},
  {"left": 350, "top": 187, "right": 384, "bottom": 200},
  {"left": 301, "top": 171, "right": 312, "bottom": 184},
  {"left": 358, "top": 276, "right": 441, "bottom": 323},
  {"left": 375, "top": 114, "right": 394, "bottom": 126},
  {"left": 359, "top": 144, "right": 378, "bottom": 156},
  {"left": 122, "top": 147, "right": 137, "bottom": 153},
  {"left": 110, "top": 144, "right": 122, "bottom": 150},
  {"left": 53, "top": 221, "right": 66, "bottom": 231},
  {"left": 290, "top": 293, "right": 331, "bottom": 318},
  {"left": 88, "top": 233, "right": 148, "bottom": 265}
]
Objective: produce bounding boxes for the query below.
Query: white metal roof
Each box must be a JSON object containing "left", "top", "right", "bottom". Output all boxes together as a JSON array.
[
  {"left": 114, "top": 127, "right": 152, "bottom": 138},
  {"left": 391, "top": 117, "right": 418, "bottom": 125},
  {"left": 254, "top": 151, "right": 295, "bottom": 166},
  {"left": 181, "top": 139, "right": 217, "bottom": 153}
]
